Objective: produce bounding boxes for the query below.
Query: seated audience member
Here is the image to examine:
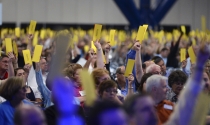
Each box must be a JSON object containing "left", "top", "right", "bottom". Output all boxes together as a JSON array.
[
  {"left": 157, "top": 48, "right": 169, "bottom": 65},
  {"left": 146, "top": 64, "right": 162, "bottom": 75},
  {"left": 98, "top": 80, "right": 123, "bottom": 105},
  {"left": 91, "top": 68, "right": 111, "bottom": 88},
  {"left": 0, "top": 77, "right": 32, "bottom": 125},
  {"left": 14, "top": 105, "right": 47, "bottom": 125},
  {"left": 152, "top": 56, "right": 167, "bottom": 76},
  {"left": 124, "top": 93, "right": 158, "bottom": 125},
  {"left": 137, "top": 73, "right": 153, "bottom": 93},
  {"left": 167, "top": 70, "right": 187, "bottom": 103},
  {"left": 88, "top": 100, "right": 127, "bottom": 125},
  {"left": 40, "top": 57, "right": 49, "bottom": 85},
  {"left": 146, "top": 75, "right": 173, "bottom": 124},
  {"left": 15, "top": 67, "right": 42, "bottom": 104},
  {"left": 0, "top": 54, "right": 10, "bottom": 80}
]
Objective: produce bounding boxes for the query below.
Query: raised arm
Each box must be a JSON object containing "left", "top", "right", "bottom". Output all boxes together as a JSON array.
[
  {"left": 134, "top": 42, "right": 143, "bottom": 83},
  {"left": 165, "top": 42, "right": 210, "bottom": 125},
  {"left": 94, "top": 41, "right": 104, "bottom": 68},
  {"left": 27, "top": 34, "right": 34, "bottom": 54},
  {"left": 7, "top": 52, "right": 15, "bottom": 77}
]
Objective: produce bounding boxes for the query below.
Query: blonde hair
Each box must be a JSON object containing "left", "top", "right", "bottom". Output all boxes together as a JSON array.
[
  {"left": 0, "top": 77, "right": 24, "bottom": 100},
  {"left": 91, "top": 68, "right": 109, "bottom": 86},
  {"left": 63, "top": 63, "right": 82, "bottom": 79}
]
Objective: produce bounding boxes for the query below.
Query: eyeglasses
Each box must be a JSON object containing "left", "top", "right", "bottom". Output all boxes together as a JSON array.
[{"left": 105, "top": 88, "right": 118, "bottom": 94}]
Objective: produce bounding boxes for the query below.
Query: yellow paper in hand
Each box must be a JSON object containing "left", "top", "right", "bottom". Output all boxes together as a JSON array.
[
  {"left": 136, "top": 26, "right": 146, "bottom": 43},
  {"left": 181, "top": 25, "right": 186, "bottom": 34},
  {"left": 32, "top": 45, "right": 43, "bottom": 62},
  {"left": 91, "top": 41, "right": 97, "bottom": 53},
  {"left": 80, "top": 70, "right": 96, "bottom": 106},
  {"left": 22, "top": 50, "right": 32, "bottom": 65},
  {"left": 40, "top": 29, "right": 46, "bottom": 40},
  {"left": 13, "top": 41, "right": 18, "bottom": 58},
  {"left": 33, "top": 31, "right": 39, "bottom": 46},
  {"left": 15, "top": 28, "right": 20, "bottom": 37},
  {"left": 201, "top": 15, "right": 206, "bottom": 31},
  {"left": 192, "top": 39, "right": 196, "bottom": 46},
  {"left": 143, "top": 25, "right": 148, "bottom": 32},
  {"left": 29, "top": 20, "right": 37, "bottom": 34},
  {"left": 84, "top": 45, "right": 89, "bottom": 53},
  {"left": 124, "top": 59, "right": 135, "bottom": 77},
  {"left": 102, "top": 53, "right": 106, "bottom": 64},
  {"left": 188, "top": 46, "right": 196, "bottom": 64},
  {"left": 109, "top": 30, "right": 116, "bottom": 46},
  {"left": 5, "top": 38, "right": 13, "bottom": 54},
  {"left": 93, "top": 24, "right": 102, "bottom": 41},
  {"left": 180, "top": 48, "right": 186, "bottom": 62}
]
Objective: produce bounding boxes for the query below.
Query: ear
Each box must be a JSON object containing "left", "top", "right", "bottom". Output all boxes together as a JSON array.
[{"left": 152, "top": 86, "right": 157, "bottom": 92}]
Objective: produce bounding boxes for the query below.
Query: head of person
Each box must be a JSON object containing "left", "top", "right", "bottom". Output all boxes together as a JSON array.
[
  {"left": 15, "top": 68, "right": 26, "bottom": 79},
  {"left": 123, "top": 93, "right": 158, "bottom": 125},
  {"left": 91, "top": 68, "right": 110, "bottom": 88},
  {"left": 146, "top": 75, "right": 168, "bottom": 104},
  {"left": 63, "top": 63, "right": 82, "bottom": 84},
  {"left": 116, "top": 66, "right": 125, "bottom": 82},
  {"left": 138, "top": 73, "right": 153, "bottom": 93},
  {"left": 98, "top": 80, "right": 118, "bottom": 100},
  {"left": 0, "top": 77, "right": 27, "bottom": 101},
  {"left": 14, "top": 105, "right": 46, "bottom": 125},
  {"left": 205, "top": 60, "right": 210, "bottom": 74},
  {"left": 0, "top": 54, "right": 9, "bottom": 71},
  {"left": 203, "top": 71, "right": 210, "bottom": 93},
  {"left": 160, "top": 48, "right": 169, "bottom": 58},
  {"left": 88, "top": 99, "right": 127, "bottom": 125},
  {"left": 40, "top": 58, "right": 48, "bottom": 72},
  {"left": 152, "top": 56, "right": 166, "bottom": 76},
  {"left": 168, "top": 70, "right": 187, "bottom": 95},
  {"left": 146, "top": 64, "right": 162, "bottom": 75}
]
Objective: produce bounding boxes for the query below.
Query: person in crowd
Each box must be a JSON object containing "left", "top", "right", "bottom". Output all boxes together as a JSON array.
[
  {"left": 91, "top": 68, "right": 111, "bottom": 88},
  {"left": 0, "top": 53, "right": 13, "bottom": 80},
  {"left": 40, "top": 57, "right": 48, "bottom": 85},
  {"left": 137, "top": 73, "right": 153, "bottom": 93},
  {"left": 83, "top": 48, "right": 97, "bottom": 73},
  {"left": 14, "top": 105, "right": 47, "bottom": 125},
  {"left": 152, "top": 56, "right": 167, "bottom": 76},
  {"left": 146, "top": 75, "right": 173, "bottom": 124},
  {"left": 146, "top": 64, "right": 162, "bottom": 75},
  {"left": 167, "top": 70, "right": 187, "bottom": 103},
  {"left": 15, "top": 67, "right": 42, "bottom": 105},
  {"left": 205, "top": 59, "right": 210, "bottom": 74},
  {"left": 0, "top": 77, "right": 32, "bottom": 125},
  {"left": 156, "top": 47, "right": 169, "bottom": 65},
  {"left": 98, "top": 80, "right": 123, "bottom": 105},
  {"left": 88, "top": 99, "right": 127, "bottom": 125}
]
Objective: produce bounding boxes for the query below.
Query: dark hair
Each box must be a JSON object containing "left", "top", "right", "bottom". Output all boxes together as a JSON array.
[
  {"left": 14, "top": 67, "right": 25, "bottom": 76},
  {"left": 142, "top": 63, "right": 146, "bottom": 70},
  {"left": 123, "top": 93, "right": 150, "bottom": 116},
  {"left": 138, "top": 73, "right": 153, "bottom": 92},
  {"left": 161, "top": 47, "right": 168, "bottom": 52},
  {"left": 88, "top": 99, "right": 122, "bottom": 125},
  {"left": 151, "top": 56, "right": 163, "bottom": 64},
  {"left": 0, "top": 54, "right": 9, "bottom": 61},
  {"left": 168, "top": 70, "right": 187, "bottom": 87},
  {"left": 98, "top": 80, "right": 117, "bottom": 98}
]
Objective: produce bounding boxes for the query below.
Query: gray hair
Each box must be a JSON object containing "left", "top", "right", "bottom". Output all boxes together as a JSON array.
[
  {"left": 146, "top": 64, "right": 160, "bottom": 73},
  {"left": 146, "top": 75, "right": 168, "bottom": 93}
]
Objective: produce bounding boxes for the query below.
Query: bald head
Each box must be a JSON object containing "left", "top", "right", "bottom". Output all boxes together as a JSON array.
[{"left": 14, "top": 105, "right": 46, "bottom": 125}]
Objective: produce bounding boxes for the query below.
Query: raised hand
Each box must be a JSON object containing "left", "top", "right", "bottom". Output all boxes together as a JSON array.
[
  {"left": 181, "top": 60, "right": 187, "bottom": 69},
  {"left": 127, "top": 74, "right": 134, "bottom": 84},
  {"left": 132, "top": 41, "right": 141, "bottom": 51},
  {"left": 197, "top": 40, "right": 210, "bottom": 65},
  {"left": 24, "top": 64, "right": 32, "bottom": 74},
  {"left": 7, "top": 52, "right": 16, "bottom": 63},
  {"left": 93, "top": 41, "right": 102, "bottom": 50},
  {"left": 28, "top": 34, "right": 34, "bottom": 41}
]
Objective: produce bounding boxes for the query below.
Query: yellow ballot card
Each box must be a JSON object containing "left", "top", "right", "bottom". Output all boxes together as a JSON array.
[
  {"left": 192, "top": 39, "right": 196, "bottom": 46},
  {"left": 124, "top": 59, "right": 135, "bottom": 77},
  {"left": 201, "top": 15, "right": 206, "bottom": 31},
  {"left": 180, "top": 48, "right": 186, "bottom": 62},
  {"left": 40, "top": 29, "right": 46, "bottom": 40},
  {"left": 102, "top": 53, "right": 106, "bottom": 64},
  {"left": 33, "top": 31, "right": 39, "bottom": 46},
  {"left": 84, "top": 45, "right": 89, "bottom": 53},
  {"left": 181, "top": 25, "right": 186, "bottom": 34},
  {"left": 93, "top": 24, "right": 102, "bottom": 41},
  {"left": 109, "top": 30, "right": 115, "bottom": 46},
  {"left": 13, "top": 41, "right": 18, "bottom": 58},
  {"left": 32, "top": 45, "right": 43, "bottom": 62},
  {"left": 80, "top": 70, "right": 96, "bottom": 106},
  {"left": 22, "top": 50, "right": 32, "bottom": 65},
  {"left": 143, "top": 25, "right": 148, "bottom": 32},
  {"left": 15, "top": 28, "right": 20, "bottom": 37},
  {"left": 136, "top": 26, "right": 146, "bottom": 43},
  {"left": 5, "top": 38, "right": 13, "bottom": 54},
  {"left": 188, "top": 46, "right": 196, "bottom": 64},
  {"left": 29, "top": 20, "right": 37, "bottom": 34},
  {"left": 91, "top": 41, "right": 97, "bottom": 52}
]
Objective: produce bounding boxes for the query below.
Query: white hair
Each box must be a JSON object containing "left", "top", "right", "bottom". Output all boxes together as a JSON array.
[
  {"left": 146, "top": 64, "right": 160, "bottom": 73},
  {"left": 145, "top": 75, "right": 168, "bottom": 93}
]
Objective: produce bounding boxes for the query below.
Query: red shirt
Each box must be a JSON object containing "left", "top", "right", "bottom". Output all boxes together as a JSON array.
[{"left": 0, "top": 71, "right": 8, "bottom": 80}]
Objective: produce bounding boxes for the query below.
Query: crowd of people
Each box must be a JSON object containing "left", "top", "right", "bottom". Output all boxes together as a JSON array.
[{"left": 0, "top": 25, "right": 210, "bottom": 125}]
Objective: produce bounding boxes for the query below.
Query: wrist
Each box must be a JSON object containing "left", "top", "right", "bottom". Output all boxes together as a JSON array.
[{"left": 97, "top": 48, "right": 102, "bottom": 51}]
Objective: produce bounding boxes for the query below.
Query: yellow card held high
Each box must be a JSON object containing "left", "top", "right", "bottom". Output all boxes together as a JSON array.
[
  {"left": 28, "top": 20, "right": 37, "bottom": 34},
  {"left": 32, "top": 45, "right": 43, "bottom": 62},
  {"left": 93, "top": 24, "right": 102, "bottom": 41},
  {"left": 124, "top": 59, "right": 135, "bottom": 77},
  {"left": 188, "top": 46, "right": 196, "bottom": 64},
  {"left": 5, "top": 38, "right": 13, "bottom": 54},
  {"left": 180, "top": 48, "right": 186, "bottom": 62},
  {"left": 22, "top": 50, "right": 32, "bottom": 65},
  {"left": 136, "top": 26, "right": 146, "bottom": 43},
  {"left": 13, "top": 41, "right": 18, "bottom": 58}
]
